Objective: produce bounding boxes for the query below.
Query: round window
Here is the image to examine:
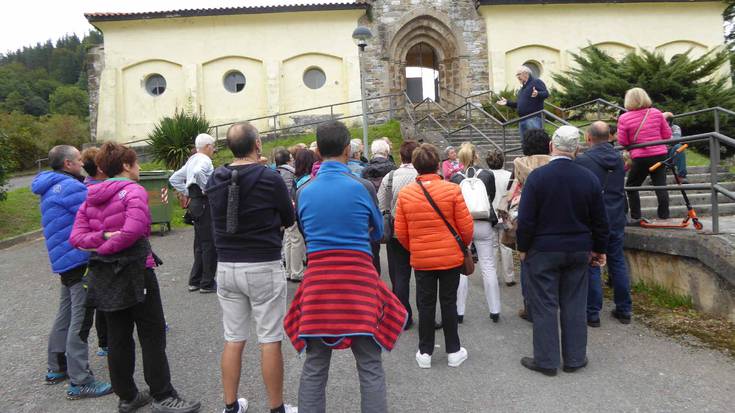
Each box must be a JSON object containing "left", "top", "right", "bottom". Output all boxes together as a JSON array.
[
  {"left": 303, "top": 67, "right": 326, "bottom": 90},
  {"left": 224, "top": 70, "right": 246, "bottom": 93},
  {"left": 145, "top": 74, "right": 166, "bottom": 96},
  {"left": 522, "top": 61, "right": 542, "bottom": 78}
]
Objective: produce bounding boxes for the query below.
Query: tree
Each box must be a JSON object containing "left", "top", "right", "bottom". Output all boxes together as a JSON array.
[
  {"left": 148, "top": 110, "right": 211, "bottom": 169},
  {"left": 0, "top": 132, "right": 12, "bottom": 201},
  {"left": 49, "top": 85, "right": 88, "bottom": 117},
  {"left": 24, "top": 95, "right": 48, "bottom": 116},
  {"left": 2, "top": 91, "right": 26, "bottom": 113}
]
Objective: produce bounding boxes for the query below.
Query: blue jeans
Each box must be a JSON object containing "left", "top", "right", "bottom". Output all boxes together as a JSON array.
[
  {"left": 668, "top": 144, "right": 688, "bottom": 178},
  {"left": 518, "top": 116, "right": 543, "bottom": 141},
  {"left": 587, "top": 229, "right": 632, "bottom": 320}
]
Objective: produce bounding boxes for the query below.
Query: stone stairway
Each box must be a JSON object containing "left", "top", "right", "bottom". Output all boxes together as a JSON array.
[{"left": 408, "top": 105, "right": 735, "bottom": 220}]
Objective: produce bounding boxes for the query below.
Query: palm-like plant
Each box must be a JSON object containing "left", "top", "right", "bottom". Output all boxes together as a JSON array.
[{"left": 147, "top": 110, "right": 211, "bottom": 169}]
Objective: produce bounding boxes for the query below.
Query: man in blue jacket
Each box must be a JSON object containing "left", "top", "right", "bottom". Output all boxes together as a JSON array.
[
  {"left": 497, "top": 65, "right": 550, "bottom": 140},
  {"left": 31, "top": 145, "right": 112, "bottom": 399},
  {"left": 517, "top": 126, "right": 609, "bottom": 376},
  {"left": 576, "top": 122, "right": 633, "bottom": 326}
]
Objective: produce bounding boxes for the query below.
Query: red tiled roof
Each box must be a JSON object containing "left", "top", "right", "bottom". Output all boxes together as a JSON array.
[{"left": 85, "top": 1, "right": 368, "bottom": 22}]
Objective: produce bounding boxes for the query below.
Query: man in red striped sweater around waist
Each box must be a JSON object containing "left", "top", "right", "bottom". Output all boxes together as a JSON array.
[{"left": 285, "top": 121, "right": 408, "bottom": 413}]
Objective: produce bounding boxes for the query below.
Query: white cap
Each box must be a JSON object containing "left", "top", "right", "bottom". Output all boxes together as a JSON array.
[{"left": 552, "top": 125, "right": 580, "bottom": 152}]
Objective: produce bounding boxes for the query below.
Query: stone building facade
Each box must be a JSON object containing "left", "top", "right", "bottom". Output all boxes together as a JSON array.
[{"left": 86, "top": 0, "right": 727, "bottom": 142}]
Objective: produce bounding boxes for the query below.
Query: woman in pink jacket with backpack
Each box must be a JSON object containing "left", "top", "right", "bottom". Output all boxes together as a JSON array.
[
  {"left": 70, "top": 142, "right": 200, "bottom": 413},
  {"left": 617, "top": 87, "right": 672, "bottom": 222}
]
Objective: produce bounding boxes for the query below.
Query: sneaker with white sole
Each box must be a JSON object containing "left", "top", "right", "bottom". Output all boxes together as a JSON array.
[
  {"left": 448, "top": 347, "right": 468, "bottom": 367},
  {"left": 284, "top": 404, "right": 298, "bottom": 413},
  {"left": 415, "top": 351, "right": 431, "bottom": 369},
  {"left": 222, "top": 398, "right": 248, "bottom": 413}
]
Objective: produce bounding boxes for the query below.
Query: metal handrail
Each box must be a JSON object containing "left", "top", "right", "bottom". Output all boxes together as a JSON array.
[
  {"left": 415, "top": 113, "right": 448, "bottom": 133},
  {"left": 445, "top": 123, "right": 503, "bottom": 152}
]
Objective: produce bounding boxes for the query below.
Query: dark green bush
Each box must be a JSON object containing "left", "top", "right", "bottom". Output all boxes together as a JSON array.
[{"left": 147, "top": 110, "right": 211, "bottom": 169}]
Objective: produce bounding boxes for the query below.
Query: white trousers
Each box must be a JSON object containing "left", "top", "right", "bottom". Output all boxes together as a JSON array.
[
  {"left": 457, "top": 221, "right": 501, "bottom": 316},
  {"left": 494, "top": 226, "right": 515, "bottom": 283},
  {"left": 283, "top": 223, "right": 305, "bottom": 281}
]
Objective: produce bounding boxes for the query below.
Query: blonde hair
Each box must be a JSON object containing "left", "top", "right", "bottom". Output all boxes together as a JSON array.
[
  {"left": 457, "top": 143, "right": 477, "bottom": 168},
  {"left": 624, "top": 87, "right": 652, "bottom": 111}
]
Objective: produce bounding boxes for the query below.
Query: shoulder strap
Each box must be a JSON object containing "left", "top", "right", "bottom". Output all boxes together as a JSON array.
[
  {"left": 417, "top": 181, "right": 466, "bottom": 252},
  {"left": 632, "top": 109, "right": 651, "bottom": 144},
  {"left": 584, "top": 154, "right": 615, "bottom": 194}
]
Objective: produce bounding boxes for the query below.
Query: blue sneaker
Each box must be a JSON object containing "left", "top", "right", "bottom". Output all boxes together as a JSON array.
[
  {"left": 44, "top": 370, "right": 68, "bottom": 385},
  {"left": 66, "top": 380, "right": 113, "bottom": 400},
  {"left": 97, "top": 347, "right": 109, "bottom": 357}
]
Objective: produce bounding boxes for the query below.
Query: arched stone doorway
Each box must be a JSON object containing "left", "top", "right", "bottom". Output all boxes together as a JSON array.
[
  {"left": 387, "top": 13, "right": 468, "bottom": 105},
  {"left": 405, "top": 43, "right": 439, "bottom": 103}
]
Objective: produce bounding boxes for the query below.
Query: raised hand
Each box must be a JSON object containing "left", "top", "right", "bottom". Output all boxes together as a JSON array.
[
  {"left": 496, "top": 97, "right": 507, "bottom": 106},
  {"left": 531, "top": 87, "right": 539, "bottom": 98}
]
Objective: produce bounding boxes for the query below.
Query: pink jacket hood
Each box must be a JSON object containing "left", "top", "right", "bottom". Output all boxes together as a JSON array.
[{"left": 70, "top": 179, "right": 154, "bottom": 265}]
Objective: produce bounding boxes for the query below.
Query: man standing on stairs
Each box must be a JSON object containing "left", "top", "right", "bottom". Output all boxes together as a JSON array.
[
  {"left": 576, "top": 121, "right": 633, "bottom": 327},
  {"left": 496, "top": 65, "right": 549, "bottom": 141}
]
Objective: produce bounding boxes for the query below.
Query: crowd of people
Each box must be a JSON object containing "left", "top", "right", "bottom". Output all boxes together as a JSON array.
[{"left": 31, "top": 80, "right": 685, "bottom": 412}]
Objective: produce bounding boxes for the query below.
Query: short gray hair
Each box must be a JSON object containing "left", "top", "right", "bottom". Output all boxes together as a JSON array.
[
  {"left": 48, "top": 145, "right": 78, "bottom": 171},
  {"left": 195, "top": 133, "right": 215, "bottom": 150},
  {"left": 517, "top": 65, "right": 532, "bottom": 75},
  {"left": 349, "top": 139, "right": 362, "bottom": 159},
  {"left": 371, "top": 139, "right": 390, "bottom": 157}
]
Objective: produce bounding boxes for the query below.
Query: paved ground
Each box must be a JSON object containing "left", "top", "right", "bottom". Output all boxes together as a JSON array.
[
  {"left": 6, "top": 174, "right": 35, "bottom": 191},
  {"left": 1, "top": 229, "right": 734, "bottom": 413}
]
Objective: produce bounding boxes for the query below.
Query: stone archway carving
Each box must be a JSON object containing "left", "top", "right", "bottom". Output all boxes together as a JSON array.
[{"left": 386, "top": 12, "right": 469, "bottom": 102}]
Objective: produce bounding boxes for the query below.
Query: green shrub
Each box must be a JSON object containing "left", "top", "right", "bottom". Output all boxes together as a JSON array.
[
  {"left": 0, "top": 132, "right": 11, "bottom": 201},
  {"left": 147, "top": 110, "right": 211, "bottom": 170}
]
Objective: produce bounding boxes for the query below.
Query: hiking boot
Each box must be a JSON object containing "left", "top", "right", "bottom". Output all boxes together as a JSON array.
[
  {"left": 44, "top": 370, "right": 67, "bottom": 385},
  {"left": 520, "top": 357, "right": 557, "bottom": 377},
  {"left": 587, "top": 318, "right": 601, "bottom": 328},
  {"left": 66, "top": 380, "right": 113, "bottom": 400},
  {"left": 612, "top": 310, "right": 632, "bottom": 325},
  {"left": 119, "top": 390, "right": 153, "bottom": 413},
  {"left": 152, "top": 395, "right": 201, "bottom": 413},
  {"left": 448, "top": 347, "right": 468, "bottom": 367}
]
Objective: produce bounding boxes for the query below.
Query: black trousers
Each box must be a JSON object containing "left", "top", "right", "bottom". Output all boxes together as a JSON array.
[
  {"left": 80, "top": 308, "right": 108, "bottom": 348},
  {"left": 415, "top": 267, "right": 461, "bottom": 355},
  {"left": 626, "top": 154, "right": 670, "bottom": 219},
  {"left": 526, "top": 251, "right": 589, "bottom": 369},
  {"left": 371, "top": 241, "right": 382, "bottom": 276},
  {"left": 386, "top": 238, "right": 413, "bottom": 323},
  {"left": 105, "top": 270, "right": 175, "bottom": 402},
  {"left": 189, "top": 205, "right": 217, "bottom": 289}
]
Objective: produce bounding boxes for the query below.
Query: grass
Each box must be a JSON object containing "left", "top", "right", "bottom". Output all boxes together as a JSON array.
[
  {"left": 0, "top": 188, "right": 41, "bottom": 239},
  {"left": 631, "top": 280, "right": 693, "bottom": 309}
]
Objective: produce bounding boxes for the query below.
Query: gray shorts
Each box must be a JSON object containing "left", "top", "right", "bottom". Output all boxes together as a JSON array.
[{"left": 216, "top": 260, "right": 287, "bottom": 343}]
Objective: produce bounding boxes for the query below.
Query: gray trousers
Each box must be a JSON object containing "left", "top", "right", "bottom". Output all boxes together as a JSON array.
[
  {"left": 299, "top": 337, "right": 387, "bottom": 413},
  {"left": 47, "top": 267, "right": 94, "bottom": 385},
  {"left": 526, "top": 251, "right": 589, "bottom": 370}
]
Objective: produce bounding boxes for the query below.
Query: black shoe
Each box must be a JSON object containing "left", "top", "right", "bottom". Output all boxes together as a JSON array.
[
  {"left": 518, "top": 308, "right": 532, "bottom": 323},
  {"left": 434, "top": 321, "right": 443, "bottom": 330},
  {"left": 520, "top": 357, "right": 557, "bottom": 376},
  {"left": 404, "top": 319, "right": 414, "bottom": 331},
  {"left": 187, "top": 286, "right": 199, "bottom": 292},
  {"left": 199, "top": 288, "right": 216, "bottom": 294},
  {"left": 626, "top": 218, "right": 643, "bottom": 227},
  {"left": 490, "top": 313, "right": 499, "bottom": 323},
  {"left": 152, "top": 395, "right": 201, "bottom": 413},
  {"left": 457, "top": 315, "right": 464, "bottom": 324},
  {"left": 505, "top": 281, "right": 517, "bottom": 287},
  {"left": 563, "top": 357, "right": 589, "bottom": 373},
  {"left": 611, "top": 310, "right": 632, "bottom": 324},
  {"left": 119, "top": 390, "right": 153, "bottom": 413},
  {"left": 587, "top": 318, "right": 601, "bottom": 328}
]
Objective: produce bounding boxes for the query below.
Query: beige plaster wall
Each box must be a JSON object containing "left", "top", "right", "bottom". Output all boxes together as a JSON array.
[
  {"left": 480, "top": 2, "right": 727, "bottom": 92},
  {"left": 95, "top": 10, "right": 364, "bottom": 142}
]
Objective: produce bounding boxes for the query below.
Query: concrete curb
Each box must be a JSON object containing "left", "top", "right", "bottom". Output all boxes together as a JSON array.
[{"left": 0, "top": 229, "right": 43, "bottom": 250}]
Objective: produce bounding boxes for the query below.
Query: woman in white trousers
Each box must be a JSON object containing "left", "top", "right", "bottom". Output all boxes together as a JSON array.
[{"left": 451, "top": 143, "right": 501, "bottom": 323}]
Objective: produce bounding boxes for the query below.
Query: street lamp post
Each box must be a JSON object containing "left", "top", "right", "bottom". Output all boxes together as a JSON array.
[{"left": 353, "top": 26, "right": 373, "bottom": 157}]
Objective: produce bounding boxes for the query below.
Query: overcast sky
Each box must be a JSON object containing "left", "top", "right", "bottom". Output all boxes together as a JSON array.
[{"left": 0, "top": 0, "right": 354, "bottom": 54}]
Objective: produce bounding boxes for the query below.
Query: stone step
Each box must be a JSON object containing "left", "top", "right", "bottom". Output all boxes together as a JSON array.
[
  {"left": 638, "top": 191, "right": 735, "bottom": 209},
  {"left": 641, "top": 202, "right": 735, "bottom": 218},
  {"left": 648, "top": 172, "right": 735, "bottom": 185},
  {"left": 686, "top": 165, "right": 729, "bottom": 174},
  {"left": 638, "top": 181, "right": 735, "bottom": 196}
]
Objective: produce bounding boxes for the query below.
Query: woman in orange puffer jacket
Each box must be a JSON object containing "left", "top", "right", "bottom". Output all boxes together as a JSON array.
[{"left": 394, "top": 143, "right": 474, "bottom": 369}]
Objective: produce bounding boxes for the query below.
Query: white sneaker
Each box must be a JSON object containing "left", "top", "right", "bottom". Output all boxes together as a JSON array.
[
  {"left": 415, "top": 351, "right": 432, "bottom": 369},
  {"left": 223, "top": 398, "right": 248, "bottom": 413},
  {"left": 448, "top": 347, "right": 468, "bottom": 367},
  {"left": 284, "top": 404, "right": 298, "bottom": 413}
]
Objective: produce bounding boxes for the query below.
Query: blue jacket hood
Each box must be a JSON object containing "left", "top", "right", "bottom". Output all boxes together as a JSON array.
[{"left": 575, "top": 144, "right": 627, "bottom": 230}]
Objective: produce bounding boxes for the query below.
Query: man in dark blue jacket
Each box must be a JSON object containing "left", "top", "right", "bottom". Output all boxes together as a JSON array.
[
  {"left": 576, "top": 121, "right": 632, "bottom": 326},
  {"left": 517, "top": 125, "right": 609, "bottom": 376},
  {"left": 497, "top": 65, "right": 549, "bottom": 141},
  {"left": 32, "top": 145, "right": 112, "bottom": 399}
]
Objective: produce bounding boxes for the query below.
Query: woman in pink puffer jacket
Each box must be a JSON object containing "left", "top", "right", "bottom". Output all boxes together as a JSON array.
[
  {"left": 70, "top": 142, "right": 200, "bottom": 413},
  {"left": 617, "top": 87, "right": 672, "bottom": 222}
]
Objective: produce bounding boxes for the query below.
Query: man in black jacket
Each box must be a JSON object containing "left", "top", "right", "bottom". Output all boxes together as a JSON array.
[
  {"left": 517, "top": 125, "right": 609, "bottom": 376},
  {"left": 497, "top": 65, "right": 549, "bottom": 140},
  {"left": 576, "top": 122, "right": 632, "bottom": 327}
]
